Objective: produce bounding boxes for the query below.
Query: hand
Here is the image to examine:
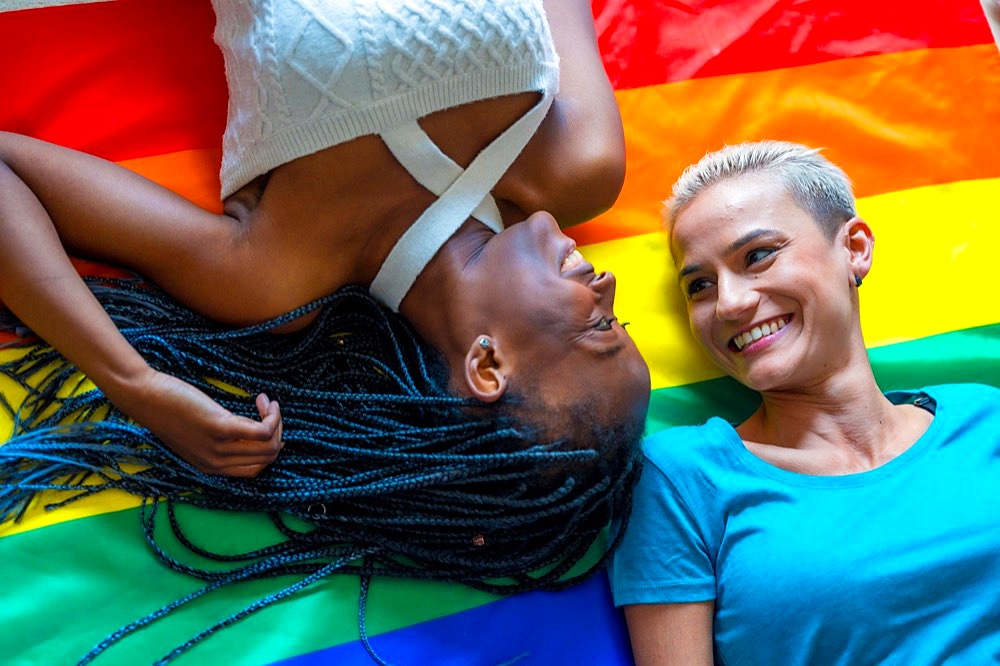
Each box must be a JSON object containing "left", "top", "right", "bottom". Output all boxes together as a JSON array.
[{"left": 114, "top": 369, "right": 284, "bottom": 478}]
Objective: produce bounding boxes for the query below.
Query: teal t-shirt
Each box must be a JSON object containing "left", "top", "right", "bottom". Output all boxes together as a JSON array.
[{"left": 610, "top": 384, "right": 1000, "bottom": 665}]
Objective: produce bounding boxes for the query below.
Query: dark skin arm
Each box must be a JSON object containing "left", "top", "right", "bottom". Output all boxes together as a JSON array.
[
  {"left": 0, "top": 132, "right": 283, "bottom": 477},
  {"left": 524, "top": 0, "right": 626, "bottom": 225},
  {"left": 421, "top": 0, "right": 627, "bottom": 227},
  {"left": 984, "top": 0, "right": 1000, "bottom": 48}
]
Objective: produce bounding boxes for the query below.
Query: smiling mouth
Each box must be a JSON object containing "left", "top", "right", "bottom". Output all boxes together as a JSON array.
[
  {"left": 561, "top": 248, "right": 585, "bottom": 273},
  {"left": 731, "top": 316, "right": 789, "bottom": 351}
]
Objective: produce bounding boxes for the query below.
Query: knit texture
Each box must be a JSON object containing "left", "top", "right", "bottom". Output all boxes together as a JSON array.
[{"left": 212, "top": 0, "right": 560, "bottom": 198}]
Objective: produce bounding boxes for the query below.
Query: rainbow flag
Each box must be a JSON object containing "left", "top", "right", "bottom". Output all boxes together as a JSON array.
[{"left": 1, "top": 1, "right": 997, "bottom": 663}]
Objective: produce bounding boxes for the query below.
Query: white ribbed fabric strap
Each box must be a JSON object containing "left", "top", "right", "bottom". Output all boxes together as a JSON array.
[
  {"left": 370, "top": 92, "right": 553, "bottom": 311},
  {"left": 381, "top": 121, "right": 505, "bottom": 233}
]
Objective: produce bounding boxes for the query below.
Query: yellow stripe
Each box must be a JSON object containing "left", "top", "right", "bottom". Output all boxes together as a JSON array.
[
  {"left": 0, "top": 492, "right": 142, "bottom": 538},
  {"left": 583, "top": 177, "right": 1000, "bottom": 390},
  {"left": 0, "top": 361, "right": 144, "bottom": 536}
]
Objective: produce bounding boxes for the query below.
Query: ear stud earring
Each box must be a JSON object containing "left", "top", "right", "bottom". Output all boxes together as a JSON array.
[
  {"left": 854, "top": 275, "right": 863, "bottom": 288},
  {"left": 479, "top": 337, "right": 490, "bottom": 349}
]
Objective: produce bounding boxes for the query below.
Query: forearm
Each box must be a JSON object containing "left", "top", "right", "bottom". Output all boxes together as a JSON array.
[
  {"left": 0, "top": 142, "right": 285, "bottom": 476},
  {"left": 0, "top": 161, "right": 151, "bottom": 406}
]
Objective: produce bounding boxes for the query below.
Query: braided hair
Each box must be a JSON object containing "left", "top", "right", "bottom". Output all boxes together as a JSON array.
[{"left": 0, "top": 278, "right": 644, "bottom": 664}]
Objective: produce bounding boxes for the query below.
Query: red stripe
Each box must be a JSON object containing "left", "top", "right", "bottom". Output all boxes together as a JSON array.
[
  {"left": 593, "top": 0, "right": 996, "bottom": 89},
  {"left": 6, "top": 0, "right": 991, "bottom": 161},
  {"left": 0, "top": 0, "right": 226, "bottom": 161}
]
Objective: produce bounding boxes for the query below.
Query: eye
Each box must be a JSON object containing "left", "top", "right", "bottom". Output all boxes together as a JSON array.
[
  {"left": 594, "top": 316, "right": 616, "bottom": 331},
  {"left": 685, "top": 277, "right": 712, "bottom": 300},
  {"left": 745, "top": 247, "right": 776, "bottom": 266}
]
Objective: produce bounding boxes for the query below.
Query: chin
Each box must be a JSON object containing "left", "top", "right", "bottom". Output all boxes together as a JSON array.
[{"left": 734, "top": 368, "right": 788, "bottom": 393}]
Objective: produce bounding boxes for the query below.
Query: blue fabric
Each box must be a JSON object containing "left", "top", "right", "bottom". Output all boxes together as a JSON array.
[
  {"left": 609, "top": 384, "right": 1000, "bottom": 665},
  {"left": 272, "top": 574, "right": 632, "bottom": 665}
]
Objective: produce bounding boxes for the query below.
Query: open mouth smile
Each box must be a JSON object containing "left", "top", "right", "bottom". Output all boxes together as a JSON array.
[
  {"left": 730, "top": 316, "right": 789, "bottom": 351},
  {"left": 561, "top": 247, "right": 585, "bottom": 272}
]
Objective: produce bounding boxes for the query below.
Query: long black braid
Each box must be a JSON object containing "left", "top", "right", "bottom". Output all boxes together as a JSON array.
[{"left": 0, "top": 278, "right": 644, "bottom": 664}]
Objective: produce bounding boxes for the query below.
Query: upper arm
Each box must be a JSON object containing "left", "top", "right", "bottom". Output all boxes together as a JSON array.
[
  {"left": 498, "top": 0, "right": 626, "bottom": 226},
  {"left": 984, "top": 0, "right": 1000, "bottom": 47},
  {"left": 0, "top": 131, "right": 260, "bottom": 322},
  {"left": 0, "top": 131, "right": 228, "bottom": 273},
  {"left": 624, "top": 601, "right": 715, "bottom": 666}
]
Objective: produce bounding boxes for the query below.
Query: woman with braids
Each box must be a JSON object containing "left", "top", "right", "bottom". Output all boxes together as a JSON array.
[
  {"left": 0, "top": 0, "right": 649, "bottom": 479},
  {"left": 0, "top": 0, "right": 650, "bottom": 661}
]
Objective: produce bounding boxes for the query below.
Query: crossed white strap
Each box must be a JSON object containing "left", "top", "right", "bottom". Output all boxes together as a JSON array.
[{"left": 370, "top": 92, "right": 553, "bottom": 311}]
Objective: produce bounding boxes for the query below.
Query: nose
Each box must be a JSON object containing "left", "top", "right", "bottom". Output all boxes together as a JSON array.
[
  {"left": 715, "top": 273, "right": 758, "bottom": 321},
  {"left": 593, "top": 270, "right": 618, "bottom": 305},
  {"left": 526, "top": 209, "right": 562, "bottom": 235}
]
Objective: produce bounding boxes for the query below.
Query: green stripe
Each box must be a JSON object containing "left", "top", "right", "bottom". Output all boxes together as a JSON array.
[
  {"left": 0, "top": 505, "right": 505, "bottom": 665},
  {"left": 1, "top": 500, "right": 609, "bottom": 665},
  {"left": 647, "top": 321, "right": 1000, "bottom": 434}
]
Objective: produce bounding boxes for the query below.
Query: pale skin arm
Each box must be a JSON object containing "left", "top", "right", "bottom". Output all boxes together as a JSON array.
[
  {"left": 0, "top": 131, "right": 282, "bottom": 477},
  {"left": 624, "top": 602, "right": 715, "bottom": 666}
]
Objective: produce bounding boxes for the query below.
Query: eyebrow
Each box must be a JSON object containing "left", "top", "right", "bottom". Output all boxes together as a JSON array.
[{"left": 677, "top": 228, "right": 776, "bottom": 282}]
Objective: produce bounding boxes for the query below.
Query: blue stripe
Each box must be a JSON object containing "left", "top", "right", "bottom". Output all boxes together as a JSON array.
[{"left": 272, "top": 574, "right": 631, "bottom": 665}]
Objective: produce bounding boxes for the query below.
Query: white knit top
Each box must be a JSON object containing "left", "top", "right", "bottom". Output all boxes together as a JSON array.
[{"left": 211, "top": 0, "right": 559, "bottom": 308}]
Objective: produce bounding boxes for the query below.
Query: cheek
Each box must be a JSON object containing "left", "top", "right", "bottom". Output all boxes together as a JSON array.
[{"left": 687, "top": 307, "right": 716, "bottom": 348}]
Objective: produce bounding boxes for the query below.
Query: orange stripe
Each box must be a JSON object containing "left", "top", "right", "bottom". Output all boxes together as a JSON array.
[
  {"left": 117, "top": 148, "right": 223, "bottom": 213},
  {"left": 569, "top": 44, "right": 1000, "bottom": 246}
]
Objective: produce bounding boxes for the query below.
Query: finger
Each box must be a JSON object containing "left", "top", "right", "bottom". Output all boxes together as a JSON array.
[
  {"left": 255, "top": 392, "right": 270, "bottom": 419},
  {"left": 252, "top": 395, "right": 282, "bottom": 436},
  {"left": 257, "top": 399, "right": 284, "bottom": 452},
  {"left": 215, "top": 434, "right": 283, "bottom": 458},
  {"left": 270, "top": 399, "right": 283, "bottom": 445},
  {"left": 223, "top": 410, "right": 281, "bottom": 443},
  {"left": 196, "top": 445, "right": 280, "bottom": 470}
]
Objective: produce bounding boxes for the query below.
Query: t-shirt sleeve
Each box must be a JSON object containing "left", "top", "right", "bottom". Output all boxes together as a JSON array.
[{"left": 608, "top": 429, "right": 717, "bottom": 606}]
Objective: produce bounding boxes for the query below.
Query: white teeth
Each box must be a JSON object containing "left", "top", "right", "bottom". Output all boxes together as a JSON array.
[
  {"left": 732, "top": 317, "right": 787, "bottom": 350},
  {"left": 561, "top": 249, "right": 584, "bottom": 272}
]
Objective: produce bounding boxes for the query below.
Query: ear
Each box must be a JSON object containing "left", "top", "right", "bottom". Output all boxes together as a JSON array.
[
  {"left": 462, "top": 335, "right": 509, "bottom": 403},
  {"left": 843, "top": 216, "right": 874, "bottom": 284}
]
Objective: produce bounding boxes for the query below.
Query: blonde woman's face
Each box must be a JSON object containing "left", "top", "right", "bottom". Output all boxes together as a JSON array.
[{"left": 670, "top": 176, "right": 858, "bottom": 392}]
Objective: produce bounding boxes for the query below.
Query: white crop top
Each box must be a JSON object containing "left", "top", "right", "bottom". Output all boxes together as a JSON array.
[{"left": 211, "top": 0, "right": 560, "bottom": 309}]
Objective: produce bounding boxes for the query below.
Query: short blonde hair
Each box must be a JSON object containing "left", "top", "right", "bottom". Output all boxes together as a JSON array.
[{"left": 663, "top": 140, "right": 857, "bottom": 239}]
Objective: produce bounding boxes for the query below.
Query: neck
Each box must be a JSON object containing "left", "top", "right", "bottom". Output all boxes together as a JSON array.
[
  {"left": 397, "top": 219, "right": 494, "bottom": 384},
  {"left": 738, "top": 353, "right": 905, "bottom": 467}
]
